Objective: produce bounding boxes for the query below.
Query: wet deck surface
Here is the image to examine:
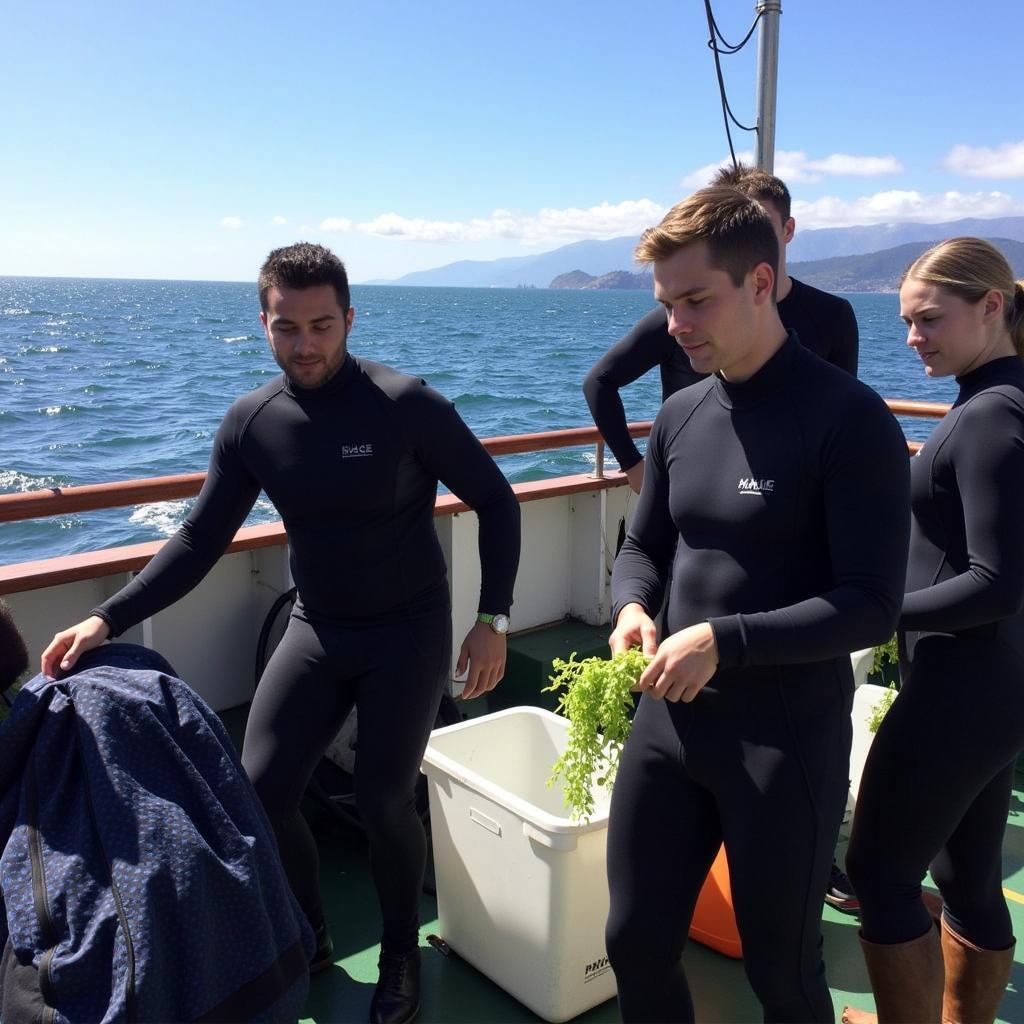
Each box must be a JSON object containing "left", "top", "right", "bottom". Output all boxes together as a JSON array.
[{"left": 299, "top": 774, "right": 1024, "bottom": 1023}]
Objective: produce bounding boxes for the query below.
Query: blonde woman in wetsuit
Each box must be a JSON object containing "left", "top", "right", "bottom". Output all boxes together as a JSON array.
[{"left": 844, "top": 237, "right": 1024, "bottom": 1024}]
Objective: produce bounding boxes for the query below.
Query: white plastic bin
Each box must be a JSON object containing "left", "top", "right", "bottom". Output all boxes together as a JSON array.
[{"left": 421, "top": 706, "right": 615, "bottom": 1022}]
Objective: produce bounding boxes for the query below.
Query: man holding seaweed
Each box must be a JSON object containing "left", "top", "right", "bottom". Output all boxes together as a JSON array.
[{"left": 603, "top": 186, "right": 909, "bottom": 1023}]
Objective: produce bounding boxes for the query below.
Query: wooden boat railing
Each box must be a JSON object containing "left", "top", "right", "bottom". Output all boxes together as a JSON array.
[{"left": 0, "top": 400, "right": 950, "bottom": 595}]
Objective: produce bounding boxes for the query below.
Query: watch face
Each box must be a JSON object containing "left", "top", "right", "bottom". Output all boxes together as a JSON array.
[{"left": 491, "top": 614, "right": 510, "bottom": 634}]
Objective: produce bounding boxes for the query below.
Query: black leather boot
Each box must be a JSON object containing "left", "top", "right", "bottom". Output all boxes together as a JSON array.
[
  {"left": 369, "top": 948, "right": 421, "bottom": 1024},
  {"left": 309, "top": 920, "right": 335, "bottom": 975}
]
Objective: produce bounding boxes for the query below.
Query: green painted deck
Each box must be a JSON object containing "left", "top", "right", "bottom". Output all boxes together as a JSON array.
[
  {"left": 218, "top": 622, "right": 1024, "bottom": 1023},
  {"left": 298, "top": 775, "right": 1024, "bottom": 1023}
]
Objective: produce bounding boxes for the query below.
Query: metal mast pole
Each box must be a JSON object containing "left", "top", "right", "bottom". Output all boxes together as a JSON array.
[{"left": 754, "top": 0, "right": 782, "bottom": 172}]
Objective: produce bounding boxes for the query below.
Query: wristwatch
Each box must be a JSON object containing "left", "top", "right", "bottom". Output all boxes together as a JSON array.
[{"left": 477, "top": 612, "right": 510, "bottom": 635}]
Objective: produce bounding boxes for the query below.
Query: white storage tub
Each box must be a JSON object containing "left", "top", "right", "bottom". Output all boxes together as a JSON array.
[{"left": 421, "top": 706, "right": 615, "bottom": 1022}]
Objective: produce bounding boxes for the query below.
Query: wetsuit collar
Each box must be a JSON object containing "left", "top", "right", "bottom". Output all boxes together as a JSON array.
[
  {"left": 713, "top": 330, "right": 799, "bottom": 410},
  {"left": 283, "top": 352, "right": 358, "bottom": 399},
  {"left": 954, "top": 354, "right": 1024, "bottom": 405}
]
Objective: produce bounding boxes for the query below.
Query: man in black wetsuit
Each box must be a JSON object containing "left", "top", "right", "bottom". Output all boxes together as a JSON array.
[
  {"left": 583, "top": 165, "right": 858, "bottom": 495},
  {"left": 587, "top": 165, "right": 862, "bottom": 912},
  {"left": 603, "top": 187, "right": 909, "bottom": 1022},
  {"left": 42, "top": 243, "right": 521, "bottom": 1024}
]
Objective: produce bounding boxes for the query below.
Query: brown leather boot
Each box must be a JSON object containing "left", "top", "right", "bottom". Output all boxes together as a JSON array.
[
  {"left": 842, "top": 926, "right": 944, "bottom": 1024},
  {"left": 940, "top": 919, "right": 1014, "bottom": 1024}
]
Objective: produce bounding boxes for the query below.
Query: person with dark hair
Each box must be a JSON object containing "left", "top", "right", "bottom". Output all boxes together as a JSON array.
[
  {"left": 842, "top": 238, "right": 1024, "bottom": 1024},
  {"left": 583, "top": 163, "right": 858, "bottom": 496},
  {"left": 604, "top": 187, "right": 909, "bottom": 1022},
  {"left": 42, "top": 241, "right": 521, "bottom": 1024},
  {"left": 0, "top": 600, "right": 29, "bottom": 695}
]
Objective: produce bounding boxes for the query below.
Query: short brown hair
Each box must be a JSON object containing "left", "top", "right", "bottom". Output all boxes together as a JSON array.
[
  {"left": 635, "top": 186, "right": 779, "bottom": 292},
  {"left": 0, "top": 600, "right": 28, "bottom": 693},
  {"left": 258, "top": 242, "right": 351, "bottom": 314},
  {"left": 902, "top": 237, "right": 1024, "bottom": 358},
  {"left": 711, "top": 163, "right": 792, "bottom": 222}
]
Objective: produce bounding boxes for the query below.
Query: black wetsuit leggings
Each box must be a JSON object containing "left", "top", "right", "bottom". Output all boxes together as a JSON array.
[
  {"left": 847, "top": 634, "right": 1024, "bottom": 950},
  {"left": 240, "top": 604, "right": 451, "bottom": 953},
  {"left": 605, "top": 669, "right": 851, "bottom": 1023}
]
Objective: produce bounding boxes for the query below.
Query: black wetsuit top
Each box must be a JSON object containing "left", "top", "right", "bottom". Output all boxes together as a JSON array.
[
  {"left": 611, "top": 332, "right": 907, "bottom": 674},
  {"left": 95, "top": 355, "right": 520, "bottom": 634},
  {"left": 605, "top": 333, "right": 906, "bottom": 1022},
  {"left": 584, "top": 277, "right": 860, "bottom": 470},
  {"left": 902, "top": 355, "right": 1024, "bottom": 661}
]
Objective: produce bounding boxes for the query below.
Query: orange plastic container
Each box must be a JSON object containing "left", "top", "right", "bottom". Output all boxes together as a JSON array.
[{"left": 688, "top": 844, "right": 743, "bottom": 959}]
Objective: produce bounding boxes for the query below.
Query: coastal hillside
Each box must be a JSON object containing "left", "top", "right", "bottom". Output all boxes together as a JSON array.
[
  {"left": 550, "top": 269, "right": 653, "bottom": 291},
  {"left": 789, "top": 237, "right": 1024, "bottom": 292}
]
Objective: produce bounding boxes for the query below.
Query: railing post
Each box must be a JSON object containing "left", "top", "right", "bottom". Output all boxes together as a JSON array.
[{"left": 595, "top": 441, "right": 605, "bottom": 480}]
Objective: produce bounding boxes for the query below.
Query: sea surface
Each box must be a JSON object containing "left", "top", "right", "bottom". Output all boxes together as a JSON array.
[{"left": 0, "top": 278, "right": 956, "bottom": 566}]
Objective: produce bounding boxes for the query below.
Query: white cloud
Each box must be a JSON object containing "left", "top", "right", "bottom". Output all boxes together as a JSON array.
[
  {"left": 680, "top": 150, "right": 903, "bottom": 189},
  {"left": 942, "top": 141, "right": 1024, "bottom": 179},
  {"left": 355, "top": 199, "right": 666, "bottom": 245},
  {"left": 320, "top": 217, "right": 353, "bottom": 232},
  {"left": 220, "top": 216, "right": 244, "bottom": 230},
  {"left": 804, "top": 153, "right": 904, "bottom": 177},
  {"left": 271, "top": 215, "right": 288, "bottom": 225},
  {"left": 793, "top": 189, "right": 1024, "bottom": 229}
]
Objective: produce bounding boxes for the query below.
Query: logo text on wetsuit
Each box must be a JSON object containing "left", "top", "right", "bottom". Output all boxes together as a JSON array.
[
  {"left": 737, "top": 477, "right": 774, "bottom": 495},
  {"left": 341, "top": 443, "right": 374, "bottom": 458}
]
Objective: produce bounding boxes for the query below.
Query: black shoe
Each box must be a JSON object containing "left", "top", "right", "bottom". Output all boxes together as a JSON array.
[
  {"left": 370, "top": 948, "right": 421, "bottom": 1024},
  {"left": 309, "top": 921, "right": 335, "bottom": 974},
  {"left": 825, "top": 864, "right": 860, "bottom": 913}
]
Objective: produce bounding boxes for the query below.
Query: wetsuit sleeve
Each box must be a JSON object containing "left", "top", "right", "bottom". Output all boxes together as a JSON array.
[
  {"left": 901, "top": 396, "right": 1024, "bottom": 631},
  {"left": 833, "top": 297, "right": 859, "bottom": 377},
  {"left": 583, "top": 307, "right": 675, "bottom": 470},
  {"left": 92, "top": 411, "right": 262, "bottom": 636},
  {"left": 409, "top": 390, "right": 520, "bottom": 615},
  {"left": 710, "top": 397, "right": 910, "bottom": 667},
  {"left": 610, "top": 412, "right": 676, "bottom": 622}
]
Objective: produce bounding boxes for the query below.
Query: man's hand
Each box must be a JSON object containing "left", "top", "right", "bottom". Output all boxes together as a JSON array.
[
  {"left": 624, "top": 459, "right": 645, "bottom": 495},
  {"left": 41, "top": 615, "right": 110, "bottom": 677},
  {"left": 637, "top": 622, "right": 718, "bottom": 702},
  {"left": 609, "top": 603, "right": 658, "bottom": 660},
  {"left": 455, "top": 620, "right": 507, "bottom": 700}
]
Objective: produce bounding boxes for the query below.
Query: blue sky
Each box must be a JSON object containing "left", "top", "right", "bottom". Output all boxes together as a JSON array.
[{"left": 4, "top": 0, "right": 1024, "bottom": 283}]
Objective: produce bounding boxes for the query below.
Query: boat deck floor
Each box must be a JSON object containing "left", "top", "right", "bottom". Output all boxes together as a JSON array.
[{"left": 296, "top": 772, "right": 1024, "bottom": 1024}]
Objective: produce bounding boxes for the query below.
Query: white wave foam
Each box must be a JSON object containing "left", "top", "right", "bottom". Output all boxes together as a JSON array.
[
  {"left": 222, "top": 335, "right": 249, "bottom": 343},
  {"left": 129, "top": 500, "right": 192, "bottom": 536},
  {"left": 3, "top": 308, "right": 29, "bottom": 315},
  {"left": 0, "top": 469, "right": 64, "bottom": 492},
  {"left": 579, "top": 450, "right": 624, "bottom": 470}
]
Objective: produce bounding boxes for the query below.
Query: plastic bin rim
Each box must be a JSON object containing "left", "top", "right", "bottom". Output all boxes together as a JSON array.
[{"left": 421, "top": 705, "right": 610, "bottom": 836}]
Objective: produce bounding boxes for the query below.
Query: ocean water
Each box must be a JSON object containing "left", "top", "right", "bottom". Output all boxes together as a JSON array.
[{"left": 0, "top": 278, "right": 956, "bottom": 566}]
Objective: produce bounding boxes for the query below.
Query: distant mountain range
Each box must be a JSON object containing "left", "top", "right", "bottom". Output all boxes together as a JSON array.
[
  {"left": 790, "top": 238, "right": 1024, "bottom": 293},
  {"left": 372, "top": 216, "right": 1024, "bottom": 290}
]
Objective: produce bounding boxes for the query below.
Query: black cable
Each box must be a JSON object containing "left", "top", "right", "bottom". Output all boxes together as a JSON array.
[
  {"left": 702, "top": 0, "right": 760, "bottom": 171},
  {"left": 709, "top": 6, "right": 762, "bottom": 54}
]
